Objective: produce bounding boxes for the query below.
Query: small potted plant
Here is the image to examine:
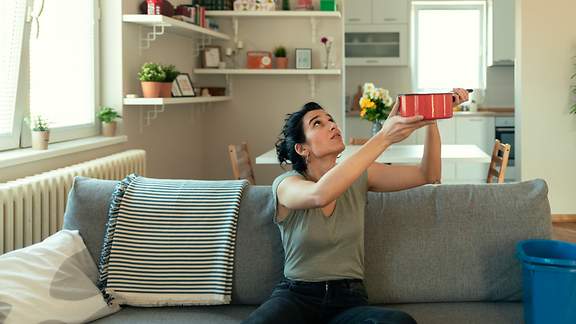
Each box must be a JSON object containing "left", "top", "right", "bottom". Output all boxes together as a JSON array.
[
  {"left": 138, "top": 62, "right": 166, "bottom": 98},
  {"left": 274, "top": 46, "right": 288, "bottom": 69},
  {"left": 162, "top": 64, "right": 180, "bottom": 98},
  {"left": 97, "top": 107, "right": 122, "bottom": 137},
  {"left": 25, "top": 115, "right": 50, "bottom": 150}
]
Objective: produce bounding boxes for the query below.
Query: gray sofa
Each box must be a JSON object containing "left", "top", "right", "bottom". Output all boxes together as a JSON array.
[{"left": 62, "top": 176, "right": 552, "bottom": 324}]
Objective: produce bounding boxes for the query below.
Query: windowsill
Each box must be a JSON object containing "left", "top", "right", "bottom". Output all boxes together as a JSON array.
[{"left": 0, "top": 136, "right": 127, "bottom": 169}]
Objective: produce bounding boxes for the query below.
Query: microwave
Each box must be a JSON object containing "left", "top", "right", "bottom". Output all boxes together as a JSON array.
[{"left": 345, "top": 25, "right": 408, "bottom": 66}]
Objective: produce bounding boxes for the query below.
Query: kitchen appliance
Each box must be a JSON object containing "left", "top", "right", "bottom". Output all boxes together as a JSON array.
[{"left": 495, "top": 116, "right": 515, "bottom": 179}]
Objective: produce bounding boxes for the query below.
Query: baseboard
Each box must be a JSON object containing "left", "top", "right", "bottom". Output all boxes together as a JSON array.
[{"left": 552, "top": 214, "right": 576, "bottom": 223}]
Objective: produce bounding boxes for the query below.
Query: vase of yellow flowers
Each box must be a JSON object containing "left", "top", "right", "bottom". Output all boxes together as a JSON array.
[{"left": 359, "top": 82, "right": 394, "bottom": 136}]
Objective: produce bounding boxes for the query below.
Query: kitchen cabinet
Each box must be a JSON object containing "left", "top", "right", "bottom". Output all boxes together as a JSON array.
[
  {"left": 414, "top": 116, "right": 494, "bottom": 183},
  {"left": 345, "top": 0, "right": 409, "bottom": 25},
  {"left": 344, "top": 0, "right": 373, "bottom": 24},
  {"left": 344, "top": 0, "right": 410, "bottom": 66},
  {"left": 372, "top": 0, "right": 409, "bottom": 24},
  {"left": 488, "top": 0, "right": 515, "bottom": 65},
  {"left": 455, "top": 116, "right": 495, "bottom": 182},
  {"left": 345, "top": 24, "right": 408, "bottom": 66}
]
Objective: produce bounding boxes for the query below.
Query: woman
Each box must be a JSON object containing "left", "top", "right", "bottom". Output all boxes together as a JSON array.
[{"left": 243, "top": 89, "right": 469, "bottom": 324}]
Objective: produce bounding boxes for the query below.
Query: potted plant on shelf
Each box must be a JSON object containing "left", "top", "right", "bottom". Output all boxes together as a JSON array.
[
  {"left": 274, "top": 46, "right": 288, "bottom": 69},
  {"left": 162, "top": 64, "right": 180, "bottom": 98},
  {"left": 138, "top": 62, "right": 166, "bottom": 98},
  {"left": 97, "top": 107, "right": 122, "bottom": 137},
  {"left": 25, "top": 115, "right": 50, "bottom": 150}
]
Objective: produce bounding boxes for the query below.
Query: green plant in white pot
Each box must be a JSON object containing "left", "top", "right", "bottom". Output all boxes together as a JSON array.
[
  {"left": 25, "top": 115, "right": 50, "bottom": 150},
  {"left": 97, "top": 107, "right": 121, "bottom": 137},
  {"left": 138, "top": 62, "right": 166, "bottom": 98}
]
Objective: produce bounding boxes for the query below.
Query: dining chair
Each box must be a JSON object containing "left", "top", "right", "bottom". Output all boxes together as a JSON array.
[
  {"left": 349, "top": 137, "right": 369, "bottom": 145},
  {"left": 486, "top": 139, "right": 511, "bottom": 184},
  {"left": 228, "top": 142, "right": 256, "bottom": 185}
]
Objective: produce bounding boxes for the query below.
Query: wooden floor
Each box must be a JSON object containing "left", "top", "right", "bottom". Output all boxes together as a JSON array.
[{"left": 552, "top": 222, "right": 576, "bottom": 243}]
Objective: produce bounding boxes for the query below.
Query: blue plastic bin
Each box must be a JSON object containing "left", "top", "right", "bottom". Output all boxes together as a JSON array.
[{"left": 517, "top": 240, "right": 576, "bottom": 324}]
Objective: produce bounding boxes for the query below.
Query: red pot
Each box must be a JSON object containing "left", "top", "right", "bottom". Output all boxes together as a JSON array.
[{"left": 398, "top": 93, "right": 454, "bottom": 120}]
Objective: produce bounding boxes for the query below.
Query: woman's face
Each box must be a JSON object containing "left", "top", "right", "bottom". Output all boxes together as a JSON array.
[{"left": 301, "top": 109, "right": 344, "bottom": 158}]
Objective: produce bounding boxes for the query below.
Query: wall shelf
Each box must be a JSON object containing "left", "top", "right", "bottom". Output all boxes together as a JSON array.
[
  {"left": 124, "top": 96, "right": 231, "bottom": 131},
  {"left": 205, "top": 10, "right": 341, "bottom": 18},
  {"left": 123, "top": 15, "right": 231, "bottom": 40},
  {"left": 193, "top": 69, "right": 341, "bottom": 98},
  {"left": 123, "top": 14, "right": 230, "bottom": 53},
  {"left": 206, "top": 10, "right": 341, "bottom": 43},
  {"left": 194, "top": 69, "right": 341, "bottom": 75},
  {"left": 123, "top": 96, "right": 231, "bottom": 106}
]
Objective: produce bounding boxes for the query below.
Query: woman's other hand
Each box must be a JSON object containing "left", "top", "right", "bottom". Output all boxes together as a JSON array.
[
  {"left": 376, "top": 98, "right": 434, "bottom": 145},
  {"left": 452, "top": 88, "right": 470, "bottom": 106}
]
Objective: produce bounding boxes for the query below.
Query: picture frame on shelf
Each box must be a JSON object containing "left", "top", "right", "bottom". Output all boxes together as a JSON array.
[
  {"left": 171, "top": 81, "right": 182, "bottom": 97},
  {"left": 295, "top": 48, "right": 312, "bottom": 69},
  {"left": 174, "top": 73, "right": 196, "bottom": 97},
  {"left": 201, "top": 46, "right": 222, "bottom": 68}
]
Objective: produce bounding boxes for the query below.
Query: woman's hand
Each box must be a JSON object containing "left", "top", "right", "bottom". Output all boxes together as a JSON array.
[
  {"left": 452, "top": 88, "right": 470, "bottom": 106},
  {"left": 376, "top": 99, "right": 434, "bottom": 144}
]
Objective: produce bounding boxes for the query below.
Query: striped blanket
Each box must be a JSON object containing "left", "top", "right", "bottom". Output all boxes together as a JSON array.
[{"left": 97, "top": 174, "right": 248, "bottom": 306}]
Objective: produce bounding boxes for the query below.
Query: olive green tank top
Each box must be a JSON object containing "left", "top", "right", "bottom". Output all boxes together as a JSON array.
[{"left": 272, "top": 170, "right": 369, "bottom": 282}]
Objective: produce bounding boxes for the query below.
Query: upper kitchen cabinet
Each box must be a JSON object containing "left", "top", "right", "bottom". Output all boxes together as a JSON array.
[
  {"left": 344, "top": 0, "right": 373, "bottom": 24},
  {"left": 344, "top": 0, "right": 410, "bottom": 66},
  {"left": 345, "top": 0, "right": 409, "bottom": 25},
  {"left": 345, "top": 24, "right": 408, "bottom": 66},
  {"left": 487, "top": 0, "right": 515, "bottom": 66},
  {"left": 372, "top": 0, "right": 410, "bottom": 24}
]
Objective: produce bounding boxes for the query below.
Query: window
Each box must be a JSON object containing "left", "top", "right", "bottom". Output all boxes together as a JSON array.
[
  {"left": 413, "top": 1, "right": 486, "bottom": 92},
  {"left": 0, "top": 0, "right": 99, "bottom": 151},
  {"left": 0, "top": 0, "right": 27, "bottom": 150}
]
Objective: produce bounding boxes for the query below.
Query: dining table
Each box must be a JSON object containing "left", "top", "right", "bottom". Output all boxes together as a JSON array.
[{"left": 255, "top": 144, "right": 491, "bottom": 165}]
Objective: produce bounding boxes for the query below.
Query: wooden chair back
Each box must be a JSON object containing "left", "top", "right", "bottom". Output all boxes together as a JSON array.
[
  {"left": 228, "top": 142, "right": 256, "bottom": 185},
  {"left": 486, "top": 139, "right": 511, "bottom": 184},
  {"left": 349, "top": 137, "right": 369, "bottom": 145}
]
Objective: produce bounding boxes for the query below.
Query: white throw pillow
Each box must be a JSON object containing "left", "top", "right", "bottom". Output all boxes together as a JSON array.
[{"left": 0, "top": 230, "right": 119, "bottom": 324}]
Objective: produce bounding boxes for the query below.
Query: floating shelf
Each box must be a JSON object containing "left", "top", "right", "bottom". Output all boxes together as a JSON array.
[
  {"left": 123, "top": 14, "right": 231, "bottom": 41},
  {"left": 123, "top": 96, "right": 232, "bottom": 106},
  {"left": 194, "top": 69, "right": 341, "bottom": 75},
  {"left": 205, "top": 10, "right": 341, "bottom": 18}
]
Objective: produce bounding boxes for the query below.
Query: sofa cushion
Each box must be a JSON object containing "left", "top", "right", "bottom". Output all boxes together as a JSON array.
[
  {"left": 90, "top": 305, "right": 256, "bottom": 323},
  {"left": 390, "top": 302, "right": 523, "bottom": 324},
  {"left": 364, "top": 180, "right": 551, "bottom": 304},
  {"left": 90, "top": 302, "right": 522, "bottom": 324},
  {"left": 0, "top": 230, "right": 119, "bottom": 323},
  {"left": 63, "top": 176, "right": 118, "bottom": 263}
]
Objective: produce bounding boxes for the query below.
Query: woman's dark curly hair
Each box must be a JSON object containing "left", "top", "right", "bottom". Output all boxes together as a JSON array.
[{"left": 275, "top": 102, "right": 324, "bottom": 173}]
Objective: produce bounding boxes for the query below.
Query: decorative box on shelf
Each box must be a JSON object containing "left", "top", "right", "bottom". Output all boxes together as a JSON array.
[{"left": 246, "top": 51, "right": 273, "bottom": 69}]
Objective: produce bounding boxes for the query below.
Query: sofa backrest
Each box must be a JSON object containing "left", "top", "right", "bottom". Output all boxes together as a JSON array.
[{"left": 63, "top": 177, "right": 551, "bottom": 305}]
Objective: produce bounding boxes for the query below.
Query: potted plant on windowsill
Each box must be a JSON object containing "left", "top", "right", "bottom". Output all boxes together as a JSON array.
[
  {"left": 25, "top": 115, "right": 50, "bottom": 150},
  {"left": 138, "top": 62, "right": 166, "bottom": 98},
  {"left": 161, "top": 64, "right": 180, "bottom": 98},
  {"left": 97, "top": 107, "right": 122, "bottom": 137},
  {"left": 274, "top": 46, "right": 288, "bottom": 69}
]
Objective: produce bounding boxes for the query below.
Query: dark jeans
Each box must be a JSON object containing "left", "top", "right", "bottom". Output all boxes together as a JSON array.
[{"left": 242, "top": 278, "right": 417, "bottom": 324}]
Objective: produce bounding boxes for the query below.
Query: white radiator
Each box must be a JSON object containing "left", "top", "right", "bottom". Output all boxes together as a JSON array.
[{"left": 0, "top": 149, "right": 146, "bottom": 254}]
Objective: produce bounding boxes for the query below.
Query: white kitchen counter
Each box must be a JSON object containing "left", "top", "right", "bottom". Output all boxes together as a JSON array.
[{"left": 256, "top": 144, "right": 491, "bottom": 165}]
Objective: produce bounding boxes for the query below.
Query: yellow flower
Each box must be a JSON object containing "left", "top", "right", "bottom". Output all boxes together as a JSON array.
[
  {"left": 360, "top": 97, "right": 376, "bottom": 109},
  {"left": 360, "top": 109, "right": 366, "bottom": 117}
]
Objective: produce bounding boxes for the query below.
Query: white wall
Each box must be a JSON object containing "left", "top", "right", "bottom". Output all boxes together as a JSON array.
[{"left": 516, "top": 0, "right": 576, "bottom": 213}]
